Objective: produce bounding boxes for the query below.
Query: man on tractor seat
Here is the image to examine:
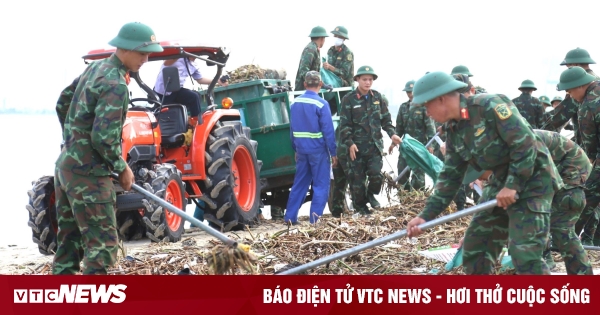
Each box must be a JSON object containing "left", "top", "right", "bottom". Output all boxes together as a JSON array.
[{"left": 153, "top": 55, "right": 230, "bottom": 146}]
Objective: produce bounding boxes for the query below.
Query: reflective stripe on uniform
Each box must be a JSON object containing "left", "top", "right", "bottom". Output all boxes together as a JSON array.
[
  {"left": 291, "top": 97, "right": 325, "bottom": 108},
  {"left": 293, "top": 132, "right": 323, "bottom": 138}
]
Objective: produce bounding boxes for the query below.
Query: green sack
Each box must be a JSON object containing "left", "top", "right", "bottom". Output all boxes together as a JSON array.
[
  {"left": 400, "top": 133, "right": 444, "bottom": 184},
  {"left": 445, "top": 246, "right": 514, "bottom": 271},
  {"left": 445, "top": 246, "right": 463, "bottom": 271},
  {"left": 320, "top": 57, "right": 343, "bottom": 88}
]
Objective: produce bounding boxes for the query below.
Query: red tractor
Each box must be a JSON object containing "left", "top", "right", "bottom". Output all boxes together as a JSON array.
[{"left": 26, "top": 42, "right": 262, "bottom": 255}]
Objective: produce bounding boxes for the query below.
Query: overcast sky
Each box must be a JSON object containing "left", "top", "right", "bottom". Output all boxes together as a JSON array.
[{"left": 1, "top": 0, "right": 598, "bottom": 110}]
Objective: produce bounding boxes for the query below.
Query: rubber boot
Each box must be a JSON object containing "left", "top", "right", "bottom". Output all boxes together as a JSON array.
[
  {"left": 271, "top": 206, "right": 284, "bottom": 221},
  {"left": 368, "top": 193, "right": 380, "bottom": 209}
]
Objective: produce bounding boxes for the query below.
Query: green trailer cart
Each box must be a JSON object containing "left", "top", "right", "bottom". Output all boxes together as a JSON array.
[{"left": 200, "top": 79, "right": 354, "bottom": 217}]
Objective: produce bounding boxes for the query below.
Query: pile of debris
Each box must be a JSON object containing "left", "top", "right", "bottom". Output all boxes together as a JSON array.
[
  {"left": 226, "top": 64, "right": 287, "bottom": 84},
  {"left": 11, "top": 189, "right": 598, "bottom": 275}
]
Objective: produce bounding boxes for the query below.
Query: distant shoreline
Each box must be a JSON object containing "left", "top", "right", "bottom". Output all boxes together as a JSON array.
[{"left": 0, "top": 110, "right": 54, "bottom": 115}]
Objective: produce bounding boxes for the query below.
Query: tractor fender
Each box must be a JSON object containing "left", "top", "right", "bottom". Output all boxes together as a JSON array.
[{"left": 191, "top": 109, "right": 241, "bottom": 178}]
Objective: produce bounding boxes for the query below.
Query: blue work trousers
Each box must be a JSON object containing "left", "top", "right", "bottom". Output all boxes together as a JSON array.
[{"left": 284, "top": 150, "right": 331, "bottom": 224}]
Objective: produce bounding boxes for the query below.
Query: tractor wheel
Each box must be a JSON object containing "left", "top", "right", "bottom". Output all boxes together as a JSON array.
[
  {"left": 201, "top": 121, "right": 261, "bottom": 232},
  {"left": 327, "top": 180, "right": 354, "bottom": 216},
  {"left": 26, "top": 176, "right": 58, "bottom": 255},
  {"left": 141, "top": 163, "right": 186, "bottom": 243}
]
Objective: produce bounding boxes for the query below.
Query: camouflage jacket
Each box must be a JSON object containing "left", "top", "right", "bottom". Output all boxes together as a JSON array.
[
  {"left": 339, "top": 89, "right": 396, "bottom": 154},
  {"left": 576, "top": 80, "right": 600, "bottom": 160},
  {"left": 55, "top": 54, "right": 129, "bottom": 176},
  {"left": 327, "top": 44, "right": 354, "bottom": 87},
  {"left": 542, "top": 69, "right": 600, "bottom": 143},
  {"left": 418, "top": 94, "right": 563, "bottom": 221},
  {"left": 511, "top": 92, "right": 544, "bottom": 129},
  {"left": 534, "top": 130, "right": 591, "bottom": 189},
  {"left": 294, "top": 41, "right": 321, "bottom": 91},
  {"left": 395, "top": 101, "right": 436, "bottom": 145}
]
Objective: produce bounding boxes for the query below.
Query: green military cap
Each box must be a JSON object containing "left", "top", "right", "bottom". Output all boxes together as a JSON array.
[
  {"left": 412, "top": 71, "right": 467, "bottom": 105},
  {"left": 108, "top": 22, "right": 164, "bottom": 53},
  {"left": 539, "top": 95, "right": 551, "bottom": 106},
  {"left": 331, "top": 26, "right": 349, "bottom": 39},
  {"left": 552, "top": 96, "right": 564, "bottom": 103},
  {"left": 557, "top": 66, "right": 597, "bottom": 91},
  {"left": 518, "top": 79, "right": 537, "bottom": 90},
  {"left": 309, "top": 26, "right": 329, "bottom": 37},
  {"left": 305, "top": 71, "right": 321, "bottom": 84},
  {"left": 403, "top": 80, "right": 415, "bottom": 92},
  {"left": 560, "top": 47, "right": 596, "bottom": 65},
  {"left": 450, "top": 65, "right": 473, "bottom": 77},
  {"left": 462, "top": 165, "right": 485, "bottom": 185},
  {"left": 354, "top": 65, "right": 377, "bottom": 81}
]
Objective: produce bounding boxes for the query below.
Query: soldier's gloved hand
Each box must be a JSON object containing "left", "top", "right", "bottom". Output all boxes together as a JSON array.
[
  {"left": 407, "top": 217, "right": 426, "bottom": 238},
  {"left": 349, "top": 144, "right": 359, "bottom": 161}
]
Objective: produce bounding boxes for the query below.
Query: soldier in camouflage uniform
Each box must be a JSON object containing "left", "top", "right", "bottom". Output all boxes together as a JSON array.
[
  {"left": 535, "top": 130, "right": 593, "bottom": 274},
  {"left": 557, "top": 67, "right": 600, "bottom": 246},
  {"left": 339, "top": 66, "right": 401, "bottom": 215},
  {"left": 467, "top": 130, "right": 593, "bottom": 274},
  {"left": 539, "top": 95, "right": 552, "bottom": 121},
  {"left": 407, "top": 72, "right": 563, "bottom": 275},
  {"left": 53, "top": 22, "right": 163, "bottom": 275},
  {"left": 323, "top": 26, "right": 354, "bottom": 88},
  {"left": 511, "top": 80, "right": 544, "bottom": 129},
  {"left": 551, "top": 96, "right": 563, "bottom": 108},
  {"left": 294, "top": 26, "right": 328, "bottom": 91},
  {"left": 391, "top": 80, "right": 436, "bottom": 191},
  {"left": 542, "top": 48, "right": 599, "bottom": 144}
]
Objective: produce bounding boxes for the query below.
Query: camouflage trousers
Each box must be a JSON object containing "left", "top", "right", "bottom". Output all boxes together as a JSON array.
[
  {"left": 347, "top": 143, "right": 383, "bottom": 214},
  {"left": 331, "top": 154, "right": 352, "bottom": 217},
  {"left": 52, "top": 168, "right": 119, "bottom": 275},
  {"left": 462, "top": 195, "right": 552, "bottom": 275},
  {"left": 545, "top": 188, "right": 593, "bottom": 275},
  {"left": 575, "top": 162, "right": 600, "bottom": 245},
  {"left": 454, "top": 184, "right": 480, "bottom": 211},
  {"left": 396, "top": 154, "right": 425, "bottom": 190}
]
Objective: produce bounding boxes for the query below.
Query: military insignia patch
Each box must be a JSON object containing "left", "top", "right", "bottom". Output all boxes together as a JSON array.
[
  {"left": 494, "top": 103, "right": 512, "bottom": 120},
  {"left": 415, "top": 111, "right": 421, "bottom": 115},
  {"left": 410, "top": 84, "right": 414, "bottom": 88},
  {"left": 347, "top": 54, "right": 352, "bottom": 61},
  {"left": 366, "top": 67, "right": 370, "bottom": 71},
  {"left": 475, "top": 126, "right": 485, "bottom": 136},
  {"left": 337, "top": 57, "right": 341, "bottom": 60},
  {"left": 374, "top": 101, "right": 380, "bottom": 105},
  {"left": 336, "top": 27, "right": 340, "bottom": 31},
  {"left": 151, "top": 34, "right": 156, "bottom": 41}
]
